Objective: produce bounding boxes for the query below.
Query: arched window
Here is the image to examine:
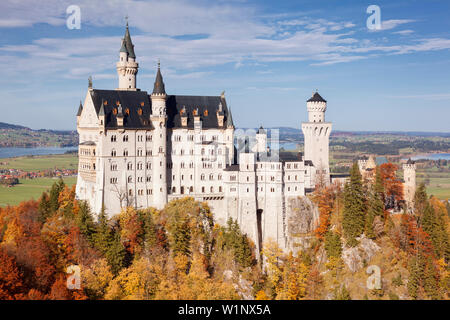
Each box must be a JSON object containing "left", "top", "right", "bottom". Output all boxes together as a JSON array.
[
  {"left": 201, "top": 174, "right": 205, "bottom": 181},
  {"left": 127, "top": 162, "right": 132, "bottom": 170},
  {"left": 202, "top": 186, "right": 205, "bottom": 193},
  {"left": 219, "top": 186, "right": 222, "bottom": 192},
  {"left": 111, "top": 149, "right": 116, "bottom": 157},
  {"left": 210, "top": 186, "right": 213, "bottom": 193},
  {"left": 123, "top": 149, "right": 128, "bottom": 156},
  {"left": 123, "top": 135, "right": 128, "bottom": 142},
  {"left": 127, "top": 176, "right": 132, "bottom": 183},
  {"left": 189, "top": 186, "right": 193, "bottom": 193}
]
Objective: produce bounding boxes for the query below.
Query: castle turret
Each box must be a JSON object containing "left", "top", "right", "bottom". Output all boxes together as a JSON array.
[
  {"left": 116, "top": 22, "right": 139, "bottom": 91},
  {"left": 150, "top": 61, "right": 168, "bottom": 209},
  {"left": 76, "top": 100, "right": 83, "bottom": 126},
  {"left": 301, "top": 91, "right": 332, "bottom": 185},
  {"left": 403, "top": 159, "right": 416, "bottom": 210}
]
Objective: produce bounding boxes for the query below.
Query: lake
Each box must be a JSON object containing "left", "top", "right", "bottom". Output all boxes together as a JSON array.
[
  {"left": 410, "top": 153, "right": 450, "bottom": 161},
  {"left": 0, "top": 147, "right": 78, "bottom": 159}
]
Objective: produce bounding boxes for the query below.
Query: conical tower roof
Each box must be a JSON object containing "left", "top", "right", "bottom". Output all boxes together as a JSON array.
[
  {"left": 226, "top": 107, "right": 234, "bottom": 127},
  {"left": 152, "top": 61, "right": 166, "bottom": 95},
  {"left": 76, "top": 101, "right": 83, "bottom": 116},
  {"left": 124, "top": 22, "right": 135, "bottom": 59}
]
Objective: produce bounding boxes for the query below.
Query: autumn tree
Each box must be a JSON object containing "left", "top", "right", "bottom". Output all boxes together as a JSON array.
[
  {"left": 379, "top": 163, "right": 404, "bottom": 209},
  {"left": 313, "top": 185, "right": 335, "bottom": 240},
  {"left": 0, "top": 247, "right": 24, "bottom": 300}
]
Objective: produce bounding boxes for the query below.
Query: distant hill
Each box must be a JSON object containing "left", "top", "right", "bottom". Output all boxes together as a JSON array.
[
  {"left": 0, "top": 122, "right": 78, "bottom": 148},
  {"left": 0, "top": 122, "right": 29, "bottom": 130}
]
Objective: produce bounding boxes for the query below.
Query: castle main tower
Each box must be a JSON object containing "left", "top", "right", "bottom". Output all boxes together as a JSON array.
[
  {"left": 301, "top": 91, "right": 332, "bottom": 185},
  {"left": 116, "top": 22, "right": 139, "bottom": 90},
  {"left": 403, "top": 159, "right": 416, "bottom": 210},
  {"left": 150, "top": 62, "right": 168, "bottom": 209}
]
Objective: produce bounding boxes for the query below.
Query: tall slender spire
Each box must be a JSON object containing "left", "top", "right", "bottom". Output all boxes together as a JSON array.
[
  {"left": 152, "top": 60, "right": 166, "bottom": 95},
  {"left": 226, "top": 107, "right": 234, "bottom": 127},
  {"left": 77, "top": 101, "right": 83, "bottom": 116},
  {"left": 124, "top": 22, "right": 135, "bottom": 59}
]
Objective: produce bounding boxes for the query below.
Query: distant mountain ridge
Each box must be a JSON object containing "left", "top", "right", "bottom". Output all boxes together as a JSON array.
[{"left": 0, "top": 122, "right": 29, "bottom": 130}]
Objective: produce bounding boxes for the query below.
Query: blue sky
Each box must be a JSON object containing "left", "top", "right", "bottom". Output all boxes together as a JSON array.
[{"left": 0, "top": 0, "right": 449, "bottom": 132}]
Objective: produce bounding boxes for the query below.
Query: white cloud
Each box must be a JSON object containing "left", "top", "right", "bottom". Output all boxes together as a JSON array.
[
  {"left": 381, "top": 19, "right": 415, "bottom": 31},
  {"left": 393, "top": 29, "right": 414, "bottom": 35}
]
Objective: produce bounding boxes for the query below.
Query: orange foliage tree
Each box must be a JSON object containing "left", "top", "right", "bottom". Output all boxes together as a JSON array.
[{"left": 379, "top": 163, "right": 404, "bottom": 206}]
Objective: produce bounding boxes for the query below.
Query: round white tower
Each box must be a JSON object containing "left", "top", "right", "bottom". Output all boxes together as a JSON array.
[
  {"left": 301, "top": 91, "right": 332, "bottom": 185},
  {"left": 403, "top": 159, "right": 416, "bottom": 210},
  {"left": 150, "top": 62, "right": 168, "bottom": 210},
  {"left": 116, "top": 22, "right": 139, "bottom": 91}
]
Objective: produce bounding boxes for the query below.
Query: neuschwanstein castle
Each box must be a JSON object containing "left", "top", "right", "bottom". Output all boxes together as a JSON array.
[{"left": 75, "top": 24, "right": 333, "bottom": 251}]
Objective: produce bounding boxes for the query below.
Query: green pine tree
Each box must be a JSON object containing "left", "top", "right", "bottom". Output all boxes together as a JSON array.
[
  {"left": 106, "top": 230, "right": 127, "bottom": 275},
  {"left": 94, "top": 206, "right": 113, "bottom": 255},
  {"left": 414, "top": 183, "right": 428, "bottom": 217},
  {"left": 365, "top": 167, "right": 385, "bottom": 239},
  {"left": 38, "top": 192, "right": 51, "bottom": 223},
  {"left": 171, "top": 211, "right": 191, "bottom": 257},
  {"left": 342, "top": 162, "right": 367, "bottom": 247},
  {"left": 76, "top": 201, "right": 96, "bottom": 244},
  {"left": 423, "top": 256, "right": 440, "bottom": 300},
  {"left": 324, "top": 231, "right": 342, "bottom": 259},
  {"left": 48, "top": 178, "right": 65, "bottom": 213}
]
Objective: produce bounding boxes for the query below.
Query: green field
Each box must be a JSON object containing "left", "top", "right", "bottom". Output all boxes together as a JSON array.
[
  {"left": 0, "top": 176, "right": 77, "bottom": 207},
  {"left": 0, "top": 154, "right": 78, "bottom": 171}
]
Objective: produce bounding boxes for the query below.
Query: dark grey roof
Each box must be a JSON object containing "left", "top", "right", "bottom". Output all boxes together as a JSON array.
[
  {"left": 224, "top": 164, "right": 239, "bottom": 171},
  {"left": 124, "top": 23, "right": 135, "bottom": 59},
  {"left": 307, "top": 92, "right": 327, "bottom": 103},
  {"left": 90, "top": 89, "right": 153, "bottom": 129},
  {"left": 90, "top": 89, "right": 230, "bottom": 130},
  {"left": 152, "top": 64, "right": 166, "bottom": 95},
  {"left": 407, "top": 158, "right": 416, "bottom": 164},
  {"left": 119, "top": 38, "right": 127, "bottom": 53},
  {"left": 166, "top": 95, "right": 230, "bottom": 129},
  {"left": 76, "top": 101, "right": 83, "bottom": 116},
  {"left": 80, "top": 141, "right": 96, "bottom": 146},
  {"left": 280, "top": 152, "right": 302, "bottom": 162},
  {"left": 257, "top": 126, "right": 266, "bottom": 134}
]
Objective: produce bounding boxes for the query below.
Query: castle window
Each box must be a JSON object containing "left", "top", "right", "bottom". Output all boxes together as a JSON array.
[
  {"left": 201, "top": 174, "right": 205, "bottom": 181},
  {"left": 110, "top": 163, "right": 117, "bottom": 171},
  {"left": 146, "top": 135, "right": 152, "bottom": 141},
  {"left": 125, "top": 108, "right": 130, "bottom": 115},
  {"left": 111, "top": 135, "right": 117, "bottom": 142},
  {"left": 247, "top": 176, "right": 249, "bottom": 182},
  {"left": 127, "top": 162, "right": 132, "bottom": 170},
  {"left": 172, "top": 187, "right": 176, "bottom": 193},
  {"left": 204, "top": 110, "right": 208, "bottom": 116},
  {"left": 129, "top": 189, "right": 132, "bottom": 196},
  {"left": 246, "top": 188, "right": 249, "bottom": 193},
  {"left": 128, "top": 176, "right": 132, "bottom": 183},
  {"left": 210, "top": 186, "right": 214, "bottom": 193},
  {"left": 202, "top": 186, "right": 205, "bottom": 193},
  {"left": 209, "top": 174, "right": 214, "bottom": 180},
  {"left": 146, "top": 150, "right": 152, "bottom": 156},
  {"left": 111, "top": 149, "right": 116, "bottom": 157},
  {"left": 137, "top": 162, "right": 143, "bottom": 170},
  {"left": 137, "top": 149, "right": 143, "bottom": 156},
  {"left": 189, "top": 186, "right": 193, "bottom": 193},
  {"left": 146, "top": 176, "right": 152, "bottom": 182},
  {"left": 138, "top": 108, "right": 143, "bottom": 116},
  {"left": 219, "top": 186, "right": 222, "bottom": 192},
  {"left": 181, "top": 162, "right": 185, "bottom": 168},
  {"left": 147, "top": 189, "right": 152, "bottom": 195},
  {"left": 159, "top": 147, "right": 163, "bottom": 153},
  {"left": 113, "top": 108, "right": 117, "bottom": 115},
  {"left": 146, "top": 162, "right": 152, "bottom": 170},
  {"left": 218, "top": 174, "right": 222, "bottom": 180},
  {"left": 123, "top": 135, "right": 128, "bottom": 142}
]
